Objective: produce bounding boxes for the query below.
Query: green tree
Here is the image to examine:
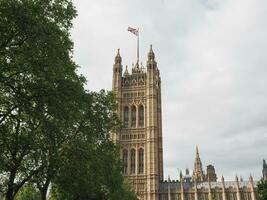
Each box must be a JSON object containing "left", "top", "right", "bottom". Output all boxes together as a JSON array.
[
  {"left": 49, "top": 91, "right": 137, "bottom": 200},
  {"left": 0, "top": 0, "right": 81, "bottom": 199},
  {"left": 0, "top": 1, "right": 137, "bottom": 200},
  {"left": 257, "top": 179, "right": 267, "bottom": 200},
  {"left": 15, "top": 184, "right": 40, "bottom": 200}
]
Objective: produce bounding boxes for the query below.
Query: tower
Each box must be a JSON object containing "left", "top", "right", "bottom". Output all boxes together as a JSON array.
[
  {"left": 263, "top": 159, "right": 267, "bottom": 180},
  {"left": 206, "top": 165, "right": 217, "bottom": 182},
  {"left": 192, "top": 146, "right": 204, "bottom": 182},
  {"left": 112, "top": 45, "right": 163, "bottom": 200}
]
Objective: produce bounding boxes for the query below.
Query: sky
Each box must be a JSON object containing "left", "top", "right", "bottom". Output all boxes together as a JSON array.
[{"left": 71, "top": 0, "right": 267, "bottom": 181}]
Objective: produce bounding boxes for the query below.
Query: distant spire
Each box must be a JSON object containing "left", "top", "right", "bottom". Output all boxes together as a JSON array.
[
  {"left": 196, "top": 145, "right": 199, "bottom": 157},
  {"left": 193, "top": 145, "right": 204, "bottom": 182},
  {"left": 263, "top": 159, "right": 267, "bottom": 167},
  {"left": 124, "top": 65, "right": 129, "bottom": 76},
  {"left": 115, "top": 48, "right": 122, "bottom": 64},
  {"left": 148, "top": 44, "right": 155, "bottom": 60}
]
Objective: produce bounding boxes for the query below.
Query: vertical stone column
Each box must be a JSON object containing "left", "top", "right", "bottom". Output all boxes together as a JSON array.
[
  {"left": 180, "top": 178, "right": 184, "bottom": 200},
  {"left": 235, "top": 176, "right": 241, "bottom": 200},
  {"left": 249, "top": 175, "right": 256, "bottom": 200},
  {"left": 168, "top": 176, "right": 171, "bottom": 200},
  {"left": 194, "top": 181, "right": 198, "bottom": 200},
  {"left": 208, "top": 179, "right": 212, "bottom": 200},
  {"left": 221, "top": 176, "right": 227, "bottom": 200}
]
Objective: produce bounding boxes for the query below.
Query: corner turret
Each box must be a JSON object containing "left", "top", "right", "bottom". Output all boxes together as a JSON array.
[{"left": 112, "top": 49, "right": 123, "bottom": 91}]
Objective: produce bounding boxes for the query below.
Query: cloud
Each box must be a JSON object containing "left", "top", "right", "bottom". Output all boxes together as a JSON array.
[{"left": 71, "top": 0, "right": 267, "bottom": 180}]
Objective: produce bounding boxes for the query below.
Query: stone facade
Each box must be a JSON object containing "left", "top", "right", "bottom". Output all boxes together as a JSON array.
[
  {"left": 111, "top": 46, "right": 260, "bottom": 200},
  {"left": 112, "top": 46, "right": 163, "bottom": 200}
]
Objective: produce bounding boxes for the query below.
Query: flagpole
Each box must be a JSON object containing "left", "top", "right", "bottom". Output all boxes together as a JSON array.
[{"left": 137, "top": 28, "right": 139, "bottom": 62}]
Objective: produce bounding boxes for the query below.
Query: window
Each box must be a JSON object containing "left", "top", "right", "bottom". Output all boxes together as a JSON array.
[
  {"left": 122, "top": 149, "right": 128, "bottom": 174},
  {"left": 131, "top": 106, "right": 136, "bottom": 128},
  {"left": 130, "top": 149, "right": 136, "bottom": 174},
  {"left": 139, "top": 105, "right": 144, "bottom": 127},
  {"left": 233, "top": 193, "right": 237, "bottom": 200},
  {"left": 138, "top": 148, "right": 144, "bottom": 174},
  {"left": 247, "top": 193, "right": 251, "bottom": 200},
  {"left": 123, "top": 106, "right": 129, "bottom": 127}
]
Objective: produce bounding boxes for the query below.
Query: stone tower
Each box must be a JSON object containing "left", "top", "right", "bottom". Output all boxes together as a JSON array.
[
  {"left": 112, "top": 46, "right": 163, "bottom": 200},
  {"left": 263, "top": 159, "right": 267, "bottom": 180},
  {"left": 192, "top": 146, "right": 204, "bottom": 182},
  {"left": 206, "top": 164, "right": 217, "bottom": 182}
]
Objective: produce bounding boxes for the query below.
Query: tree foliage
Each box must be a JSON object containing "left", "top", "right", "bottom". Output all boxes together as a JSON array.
[
  {"left": 257, "top": 179, "right": 267, "bottom": 200},
  {"left": 0, "top": 0, "right": 137, "bottom": 200},
  {"left": 15, "top": 184, "right": 40, "bottom": 200}
]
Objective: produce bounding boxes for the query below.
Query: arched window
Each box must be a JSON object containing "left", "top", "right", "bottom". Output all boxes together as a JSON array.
[
  {"left": 123, "top": 106, "right": 129, "bottom": 128},
  {"left": 138, "top": 148, "right": 144, "bottom": 174},
  {"left": 130, "top": 149, "right": 136, "bottom": 174},
  {"left": 139, "top": 105, "right": 144, "bottom": 127},
  {"left": 131, "top": 106, "right": 136, "bottom": 128},
  {"left": 122, "top": 149, "right": 128, "bottom": 174}
]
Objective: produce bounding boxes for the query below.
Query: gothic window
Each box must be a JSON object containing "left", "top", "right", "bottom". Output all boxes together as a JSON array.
[
  {"left": 130, "top": 149, "right": 136, "bottom": 174},
  {"left": 233, "top": 193, "right": 237, "bottom": 200},
  {"left": 226, "top": 193, "right": 231, "bottom": 200},
  {"left": 131, "top": 106, "right": 136, "bottom": 128},
  {"left": 139, "top": 105, "right": 144, "bottom": 127},
  {"left": 247, "top": 192, "right": 251, "bottom": 200},
  {"left": 122, "top": 149, "right": 128, "bottom": 174},
  {"left": 123, "top": 106, "right": 129, "bottom": 127},
  {"left": 138, "top": 148, "right": 144, "bottom": 174},
  {"left": 219, "top": 193, "right": 223, "bottom": 200}
]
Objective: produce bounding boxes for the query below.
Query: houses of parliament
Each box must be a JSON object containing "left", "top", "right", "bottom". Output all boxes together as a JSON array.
[{"left": 111, "top": 46, "right": 267, "bottom": 200}]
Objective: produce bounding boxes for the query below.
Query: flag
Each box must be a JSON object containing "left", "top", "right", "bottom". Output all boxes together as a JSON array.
[{"left": 128, "top": 27, "right": 138, "bottom": 36}]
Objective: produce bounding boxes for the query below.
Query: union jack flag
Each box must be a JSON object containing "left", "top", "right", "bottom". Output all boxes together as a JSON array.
[{"left": 128, "top": 27, "right": 139, "bottom": 36}]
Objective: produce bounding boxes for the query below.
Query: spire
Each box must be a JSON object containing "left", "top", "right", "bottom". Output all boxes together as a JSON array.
[
  {"left": 263, "top": 159, "right": 267, "bottom": 167},
  {"left": 196, "top": 145, "right": 199, "bottom": 157},
  {"left": 221, "top": 175, "right": 225, "bottom": 183},
  {"left": 124, "top": 65, "right": 129, "bottom": 76},
  {"left": 115, "top": 48, "right": 122, "bottom": 64},
  {"left": 193, "top": 145, "right": 204, "bottom": 182},
  {"left": 148, "top": 44, "right": 155, "bottom": 60}
]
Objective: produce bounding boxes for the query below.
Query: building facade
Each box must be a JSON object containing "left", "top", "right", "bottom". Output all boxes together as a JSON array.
[
  {"left": 112, "top": 46, "right": 163, "bottom": 200},
  {"left": 111, "top": 46, "right": 260, "bottom": 200}
]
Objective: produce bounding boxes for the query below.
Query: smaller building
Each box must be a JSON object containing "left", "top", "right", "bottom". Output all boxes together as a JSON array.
[{"left": 159, "top": 147, "right": 259, "bottom": 200}]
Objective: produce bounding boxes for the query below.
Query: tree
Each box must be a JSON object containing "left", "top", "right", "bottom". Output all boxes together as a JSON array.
[
  {"left": 49, "top": 91, "right": 137, "bottom": 200},
  {"left": 257, "top": 179, "right": 267, "bottom": 200},
  {"left": 15, "top": 184, "right": 40, "bottom": 200},
  {"left": 0, "top": 1, "right": 137, "bottom": 200},
  {"left": 0, "top": 0, "right": 81, "bottom": 199}
]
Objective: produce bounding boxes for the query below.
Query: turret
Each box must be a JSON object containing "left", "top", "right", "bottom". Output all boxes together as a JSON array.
[
  {"left": 206, "top": 165, "right": 217, "bottom": 182},
  {"left": 147, "top": 45, "right": 157, "bottom": 72},
  {"left": 112, "top": 49, "right": 122, "bottom": 91},
  {"left": 112, "top": 49, "right": 123, "bottom": 143}
]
